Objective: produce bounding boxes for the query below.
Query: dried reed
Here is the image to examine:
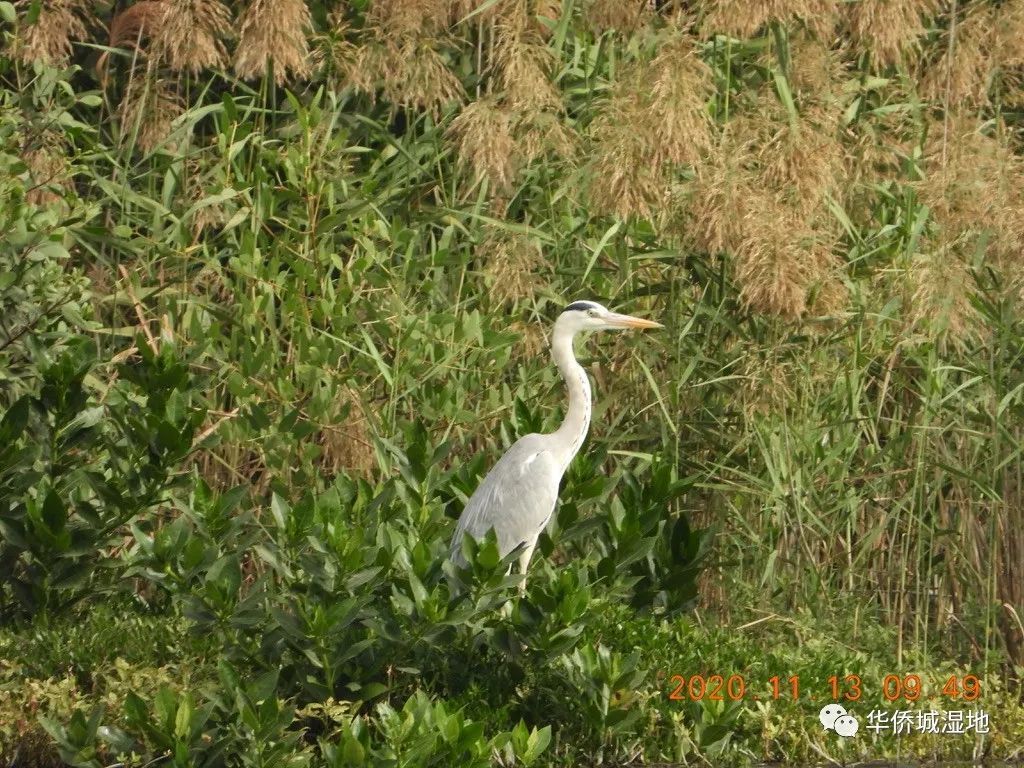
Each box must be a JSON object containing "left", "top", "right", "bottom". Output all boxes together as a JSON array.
[
  {"left": 732, "top": 191, "right": 841, "bottom": 318},
  {"left": 315, "top": 388, "right": 376, "bottom": 479},
  {"left": 905, "top": 241, "right": 978, "bottom": 340},
  {"left": 370, "top": 0, "right": 452, "bottom": 36}
]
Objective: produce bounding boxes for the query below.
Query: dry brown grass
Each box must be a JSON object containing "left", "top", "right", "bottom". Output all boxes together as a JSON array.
[
  {"left": 669, "top": 150, "right": 750, "bottom": 257},
  {"left": 154, "top": 0, "right": 232, "bottom": 76},
  {"left": 919, "top": 1, "right": 992, "bottom": 108},
  {"left": 589, "top": 103, "right": 667, "bottom": 220},
  {"left": 445, "top": 1, "right": 573, "bottom": 198},
  {"left": 342, "top": 1, "right": 470, "bottom": 115},
  {"left": 98, "top": 1, "right": 163, "bottom": 85},
  {"left": 449, "top": 0, "right": 520, "bottom": 25},
  {"left": 998, "top": 0, "right": 1024, "bottom": 73},
  {"left": 786, "top": 34, "right": 850, "bottom": 101},
  {"left": 647, "top": 34, "right": 716, "bottom": 167},
  {"left": 318, "top": 11, "right": 360, "bottom": 87},
  {"left": 515, "top": 109, "right": 577, "bottom": 164},
  {"left": 668, "top": 78, "right": 849, "bottom": 319},
  {"left": 234, "top": 0, "right": 313, "bottom": 84},
  {"left": 10, "top": 0, "right": 90, "bottom": 66},
  {"left": 732, "top": 192, "right": 842, "bottom": 318},
  {"left": 745, "top": 104, "right": 844, "bottom": 217},
  {"left": 509, "top": 319, "right": 546, "bottom": 358},
  {"left": 844, "top": 0, "right": 940, "bottom": 68}
]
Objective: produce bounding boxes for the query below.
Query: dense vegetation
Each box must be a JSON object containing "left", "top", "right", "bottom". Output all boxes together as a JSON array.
[{"left": 3, "top": 0, "right": 1024, "bottom": 764}]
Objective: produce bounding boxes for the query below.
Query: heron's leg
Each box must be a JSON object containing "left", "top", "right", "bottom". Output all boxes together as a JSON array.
[{"left": 517, "top": 540, "right": 537, "bottom": 596}]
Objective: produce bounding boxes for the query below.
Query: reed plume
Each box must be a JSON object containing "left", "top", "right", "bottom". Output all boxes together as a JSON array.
[
  {"left": 906, "top": 241, "right": 979, "bottom": 341},
  {"left": 493, "top": 23, "right": 562, "bottom": 114},
  {"left": 234, "top": 0, "right": 313, "bottom": 84},
  {"left": 669, "top": 79, "right": 848, "bottom": 319},
  {"left": 671, "top": 140, "right": 755, "bottom": 256},
  {"left": 375, "top": 0, "right": 455, "bottom": 35},
  {"left": 917, "top": 115, "right": 1024, "bottom": 283},
  {"left": 154, "top": 0, "right": 232, "bottom": 75},
  {"left": 447, "top": 98, "right": 518, "bottom": 195},
  {"left": 315, "top": 388, "right": 375, "bottom": 479},
  {"left": 845, "top": 0, "right": 939, "bottom": 68},
  {"left": 10, "top": 0, "right": 89, "bottom": 66},
  {"left": 109, "top": 1, "right": 163, "bottom": 50},
  {"left": 918, "top": 0, "right": 1024, "bottom": 108},
  {"left": 588, "top": 29, "right": 713, "bottom": 219},
  {"left": 348, "top": 0, "right": 466, "bottom": 115},
  {"left": 479, "top": 228, "right": 547, "bottom": 305},
  {"left": 745, "top": 102, "right": 844, "bottom": 217},
  {"left": 698, "top": 0, "right": 841, "bottom": 39},
  {"left": 350, "top": 33, "right": 465, "bottom": 115},
  {"left": 732, "top": 190, "right": 842, "bottom": 318},
  {"left": 25, "top": 136, "right": 71, "bottom": 207},
  {"left": 584, "top": 0, "right": 651, "bottom": 35},
  {"left": 117, "top": 71, "right": 185, "bottom": 153}
]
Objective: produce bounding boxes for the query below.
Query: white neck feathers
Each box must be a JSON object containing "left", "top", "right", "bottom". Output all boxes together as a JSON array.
[{"left": 550, "top": 322, "right": 592, "bottom": 469}]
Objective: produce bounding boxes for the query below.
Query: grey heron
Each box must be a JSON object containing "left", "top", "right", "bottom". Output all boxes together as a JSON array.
[{"left": 449, "top": 300, "right": 662, "bottom": 591}]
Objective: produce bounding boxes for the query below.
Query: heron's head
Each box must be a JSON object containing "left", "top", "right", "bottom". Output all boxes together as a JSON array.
[{"left": 556, "top": 300, "right": 663, "bottom": 333}]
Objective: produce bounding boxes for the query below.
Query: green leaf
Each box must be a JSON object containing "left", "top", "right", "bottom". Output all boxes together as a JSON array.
[
  {"left": 270, "top": 492, "right": 290, "bottom": 531},
  {"left": 341, "top": 732, "right": 365, "bottom": 765},
  {"left": 174, "top": 696, "right": 193, "bottom": 740},
  {"left": 0, "top": 396, "right": 30, "bottom": 443},
  {"left": 524, "top": 725, "right": 552, "bottom": 765},
  {"left": 41, "top": 489, "right": 67, "bottom": 536}
]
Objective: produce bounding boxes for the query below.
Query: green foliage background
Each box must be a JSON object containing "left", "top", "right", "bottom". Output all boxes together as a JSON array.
[{"left": 2, "top": 0, "right": 1024, "bottom": 765}]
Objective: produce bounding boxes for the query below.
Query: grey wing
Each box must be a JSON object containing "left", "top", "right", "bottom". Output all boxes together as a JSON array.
[{"left": 450, "top": 434, "right": 562, "bottom": 565}]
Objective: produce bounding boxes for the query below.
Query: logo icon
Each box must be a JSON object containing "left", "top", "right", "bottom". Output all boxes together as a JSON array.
[{"left": 820, "top": 704, "right": 859, "bottom": 738}]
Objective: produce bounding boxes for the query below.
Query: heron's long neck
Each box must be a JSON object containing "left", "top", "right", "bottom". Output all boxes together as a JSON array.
[{"left": 550, "top": 324, "right": 591, "bottom": 469}]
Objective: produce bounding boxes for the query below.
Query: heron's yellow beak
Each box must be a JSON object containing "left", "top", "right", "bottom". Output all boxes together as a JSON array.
[{"left": 605, "top": 312, "right": 663, "bottom": 329}]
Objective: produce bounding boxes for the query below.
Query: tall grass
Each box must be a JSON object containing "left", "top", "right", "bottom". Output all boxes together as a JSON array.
[{"left": 4, "top": 0, "right": 1024, "bottom": 680}]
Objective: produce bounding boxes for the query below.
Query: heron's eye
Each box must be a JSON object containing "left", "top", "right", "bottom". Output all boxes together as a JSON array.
[{"left": 587, "top": 309, "right": 598, "bottom": 317}]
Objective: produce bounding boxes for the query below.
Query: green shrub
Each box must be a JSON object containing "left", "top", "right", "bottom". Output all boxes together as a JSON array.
[{"left": 0, "top": 340, "right": 203, "bottom": 621}]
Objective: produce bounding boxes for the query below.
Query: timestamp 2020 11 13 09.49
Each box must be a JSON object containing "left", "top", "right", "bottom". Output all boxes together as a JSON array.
[{"left": 660, "top": 672, "right": 983, "bottom": 703}]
